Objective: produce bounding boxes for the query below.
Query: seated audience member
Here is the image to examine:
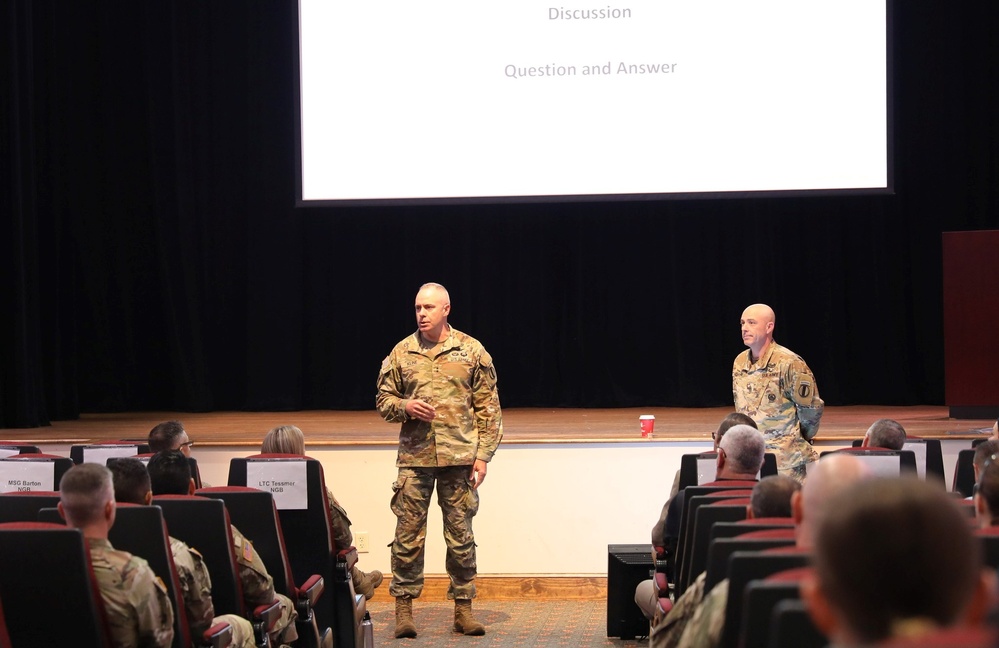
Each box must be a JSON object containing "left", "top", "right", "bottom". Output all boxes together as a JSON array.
[
  {"left": 149, "top": 420, "right": 194, "bottom": 457},
  {"left": 804, "top": 478, "right": 993, "bottom": 646},
  {"left": 261, "top": 424, "right": 383, "bottom": 600},
  {"left": 148, "top": 450, "right": 298, "bottom": 646},
  {"left": 861, "top": 418, "right": 907, "bottom": 451},
  {"left": 108, "top": 458, "right": 255, "bottom": 648},
  {"left": 647, "top": 475, "right": 799, "bottom": 644},
  {"left": 974, "top": 459, "right": 999, "bottom": 529},
  {"left": 974, "top": 440, "right": 999, "bottom": 486},
  {"left": 636, "top": 414, "right": 760, "bottom": 622},
  {"left": 654, "top": 453, "right": 871, "bottom": 648},
  {"left": 58, "top": 463, "right": 174, "bottom": 648}
]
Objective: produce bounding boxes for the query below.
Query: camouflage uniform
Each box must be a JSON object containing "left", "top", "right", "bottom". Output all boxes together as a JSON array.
[
  {"left": 376, "top": 327, "right": 503, "bottom": 600},
  {"left": 169, "top": 536, "right": 254, "bottom": 648},
  {"left": 733, "top": 342, "right": 822, "bottom": 481},
  {"left": 326, "top": 487, "right": 353, "bottom": 549},
  {"left": 675, "top": 577, "right": 728, "bottom": 648},
  {"left": 650, "top": 570, "right": 709, "bottom": 648},
  {"left": 87, "top": 536, "right": 174, "bottom": 648},
  {"left": 231, "top": 525, "right": 298, "bottom": 644}
]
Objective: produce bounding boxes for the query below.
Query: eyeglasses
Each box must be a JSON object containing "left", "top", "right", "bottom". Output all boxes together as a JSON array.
[{"left": 179, "top": 441, "right": 195, "bottom": 449}]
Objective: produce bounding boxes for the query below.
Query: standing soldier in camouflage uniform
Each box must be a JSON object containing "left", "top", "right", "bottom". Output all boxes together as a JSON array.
[
  {"left": 58, "top": 463, "right": 175, "bottom": 648},
  {"left": 732, "top": 303, "right": 822, "bottom": 481},
  {"left": 377, "top": 282, "right": 503, "bottom": 639}
]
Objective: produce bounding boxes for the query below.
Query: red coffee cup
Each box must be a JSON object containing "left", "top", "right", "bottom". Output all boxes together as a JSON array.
[{"left": 640, "top": 415, "right": 656, "bottom": 438}]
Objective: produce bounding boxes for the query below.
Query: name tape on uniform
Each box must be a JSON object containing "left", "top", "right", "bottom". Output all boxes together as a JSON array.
[
  {"left": 247, "top": 461, "right": 308, "bottom": 510},
  {"left": 0, "top": 460, "right": 55, "bottom": 493}
]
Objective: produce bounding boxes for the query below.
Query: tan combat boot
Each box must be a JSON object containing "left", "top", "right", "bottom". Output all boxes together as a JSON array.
[
  {"left": 351, "top": 565, "right": 384, "bottom": 600},
  {"left": 394, "top": 596, "right": 418, "bottom": 639},
  {"left": 453, "top": 599, "right": 485, "bottom": 636}
]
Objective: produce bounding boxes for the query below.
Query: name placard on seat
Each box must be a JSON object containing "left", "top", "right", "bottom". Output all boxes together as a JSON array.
[
  {"left": 0, "top": 460, "right": 55, "bottom": 492},
  {"left": 246, "top": 460, "right": 308, "bottom": 510},
  {"left": 80, "top": 445, "right": 140, "bottom": 466},
  {"left": 0, "top": 448, "right": 18, "bottom": 459}
]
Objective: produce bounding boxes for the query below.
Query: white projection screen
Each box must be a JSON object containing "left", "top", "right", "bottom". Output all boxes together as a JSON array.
[{"left": 297, "top": 0, "right": 891, "bottom": 205}]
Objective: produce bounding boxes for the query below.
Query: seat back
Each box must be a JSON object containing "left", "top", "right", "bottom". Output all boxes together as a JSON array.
[
  {"left": 70, "top": 442, "right": 150, "bottom": 465},
  {"left": 229, "top": 455, "right": 362, "bottom": 648},
  {"left": 976, "top": 527, "right": 999, "bottom": 570},
  {"left": 153, "top": 495, "right": 245, "bottom": 617},
  {"left": 0, "top": 454, "right": 73, "bottom": 491},
  {"left": 682, "top": 501, "right": 750, "bottom": 594},
  {"left": 819, "top": 448, "right": 917, "bottom": 477},
  {"left": 678, "top": 453, "right": 778, "bottom": 491},
  {"left": 0, "top": 491, "right": 61, "bottom": 523},
  {"left": 768, "top": 598, "right": 826, "bottom": 648},
  {"left": 0, "top": 522, "right": 113, "bottom": 647},
  {"left": 674, "top": 484, "right": 756, "bottom": 594},
  {"left": 739, "top": 567, "right": 812, "bottom": 648},
  {"left": 704, "top": 532, "right": 797, "bottom": 592},
  {"left": 39, "top": 505, "right": 191, "bottom": 648},
  {"left": 953, "top": 449, "right": 977, "bottom": 497},
  {"left": 0, "top": 587, "right": 11, "bottom": 648},
  {"left": 849, "top": 437, "right": 945, "bottom": 482},
  {"left": 196, "top": 487, "right": 296, "bottom": 599},
  {"left": 708, "top": 518, "right": 795, "bottom": 544},
  {"left": 720, "top": 550, "right": 811, "bottom": 648},
  {"left": 0, "top": 445, "right": 41, "bottom": 458}
]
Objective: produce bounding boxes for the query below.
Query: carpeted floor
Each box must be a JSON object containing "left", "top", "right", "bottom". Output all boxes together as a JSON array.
[{"left": 366, "top": 600, "right": 649, "bottom": 647}]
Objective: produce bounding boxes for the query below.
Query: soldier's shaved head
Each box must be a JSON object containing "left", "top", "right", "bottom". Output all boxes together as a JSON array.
[
  {"left": 418, "top": 283, "right": 450, "bottom": 305},
  {"left": 740, "top": 304, "right": 776, "bottom": 358},
  {"left": 415, "top": 283, "right": 452, "bottom": 343},
  {"left": 795, "top": 453, "right": 871, "bottom": 548},
  {"left": 60, "top": 463, "right": 115, "bottom": 528},
  {"left": 743, "top": 303, "right": 775, "bottom": 324}
]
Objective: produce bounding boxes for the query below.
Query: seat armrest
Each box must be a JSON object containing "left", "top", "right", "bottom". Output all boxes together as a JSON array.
[
  {"left": 251, "top": 599, "right": 283, "bottom": 644},
  {"left": 200, "top": 622, "right": 233, "bottom": 648},
  {"left": 295, "top": 574, "right": 326, "bottom": 618},
  {"left": 336, "top": 547, "right": 358, "bottom": 568}
]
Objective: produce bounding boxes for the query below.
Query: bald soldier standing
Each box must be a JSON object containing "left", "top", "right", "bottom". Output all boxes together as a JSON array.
[
  {"left": 733, "top": 304, "right": 822, "bottom": 480},
  {"left": 377, "top": 282, "right": 503, "bottom": 639}
]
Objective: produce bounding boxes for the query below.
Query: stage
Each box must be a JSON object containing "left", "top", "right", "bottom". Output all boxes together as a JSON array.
[{"left": 1, "top": 405, "right": 992, "bottom": 446}]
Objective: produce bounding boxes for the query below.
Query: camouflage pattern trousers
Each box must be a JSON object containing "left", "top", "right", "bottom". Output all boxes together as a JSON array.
[{"left": 389, "top": 465, "right": 480, "bottom": 600}]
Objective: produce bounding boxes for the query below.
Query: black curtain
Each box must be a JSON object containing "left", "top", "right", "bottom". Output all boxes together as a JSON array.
[{"left": 3, "top": 1, "right": 997, "bottom": 428}]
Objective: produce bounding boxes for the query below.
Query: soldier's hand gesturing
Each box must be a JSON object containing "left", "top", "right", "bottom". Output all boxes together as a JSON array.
[{"left": 405, "top": 399, "right": 436, "bottom": 422}]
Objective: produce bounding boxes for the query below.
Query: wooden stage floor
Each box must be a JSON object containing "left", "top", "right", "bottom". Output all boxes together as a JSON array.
[{"left": 1, "top": 406, "right": 994, "bottom": 447}]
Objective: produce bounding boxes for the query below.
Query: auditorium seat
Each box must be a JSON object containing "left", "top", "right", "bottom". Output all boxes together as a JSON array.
[
  {"left": 819, "top": 448, "right": 917, "bottom": 477},
  {"left": 739, "top": 566, "right": 812, "bottom": 648},
  {"left": 849, "top": 437, "right": 945, "bottom": 482},
  {"left": 0, "top": 522, "right": 113, "bottom": 647},
  {"left": 197, "top": 486, "right": 333, "bottom": 648},
  {"left": 0, "top": 490, "right": 61, "bottom": 523},
  {"left": 953, "top": 449, "right": 977, "bottom": 497},
  {"left": 228, "top": 454, "right": 365, "bottom": 648},
  {"left": 704, "top": 529, "right": 798, "bottom": 592},
  {"left": 677, "top": 452, "right": 778, "bottom": 491},
  {"left": 682, "top": 498, "right": 751, "bottom": 594},
  {"left": 673, "top": 485, "right": 755, "bottom": 594},
  {"left": 0, "top": 444, "right": 41, "bottom": 457},
  {"left": 768, "top": 598, "right": 825, "bottom": 648},
  {"left": 154, "top": 494, "right": 282, "bottom": 645},
  {"left": 70, "top": 442, "right": 150, "bottom": 465},
  {"left": 719, "top": 547, "right": 812, "bottom": 648},
  {"left": 0, "top": 453, "right": 73, "bottom": 492},
  {"left": 0, "top": 590, "right": 11, "bottom": 648}
]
